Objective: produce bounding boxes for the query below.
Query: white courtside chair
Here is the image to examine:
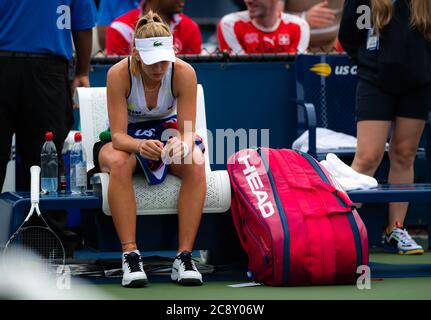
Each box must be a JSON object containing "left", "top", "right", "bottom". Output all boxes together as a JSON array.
[{"left": 75, "top": 85, "right": 231, "bottom": 216}]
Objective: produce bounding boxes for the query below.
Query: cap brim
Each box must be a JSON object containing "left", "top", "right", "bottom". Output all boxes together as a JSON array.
[{"left": 139, "top": 49, "right": 176, "bottom": 65}]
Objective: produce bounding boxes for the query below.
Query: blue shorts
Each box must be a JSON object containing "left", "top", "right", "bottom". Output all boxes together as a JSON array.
[{"left": 93, "top": 115, "right": 205, "bottom": 185}]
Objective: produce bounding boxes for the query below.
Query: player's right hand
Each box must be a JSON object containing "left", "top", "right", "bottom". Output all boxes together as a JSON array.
[{"left": 138, "top": 139, "right": 164, "bottom": 161}]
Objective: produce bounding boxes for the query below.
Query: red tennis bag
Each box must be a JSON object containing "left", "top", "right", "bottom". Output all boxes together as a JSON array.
[{"left": 227, "top": 148, "right": 368, "bottom": 286}]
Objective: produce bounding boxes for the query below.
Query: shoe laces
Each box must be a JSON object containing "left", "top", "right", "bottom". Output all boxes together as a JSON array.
[
  {"left": 124, "top": 253, "right": 143, "bottom": 273},
  {"left": 391, "top": 228, "right": 416, "bottom": 246},
  {"left": 177, "top": 251, "right": 198, "bottom": 272}
]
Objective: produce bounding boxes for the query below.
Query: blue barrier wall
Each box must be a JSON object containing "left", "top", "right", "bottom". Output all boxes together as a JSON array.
[{"left": 90, "top": 61, "right": 298, "bottom": 171}]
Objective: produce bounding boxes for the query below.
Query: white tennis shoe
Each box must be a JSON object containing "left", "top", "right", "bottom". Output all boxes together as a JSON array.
[
  {"left": 122, "top": 251, "right": 148, "bottom": 287},
  {"left": 384, "top": 223, "right": 424, "bottom": 255},
  {"left": 171, "top": 251, "right": 203, "bottom": 286}
]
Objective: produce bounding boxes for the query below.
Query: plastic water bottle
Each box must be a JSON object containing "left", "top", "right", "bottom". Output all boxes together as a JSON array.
[
  {"left": 40, "top": 131, "right": 58, "bottom": 193},
  {"left": 70, "top": 132, "right": 87, "bottom": 194}
]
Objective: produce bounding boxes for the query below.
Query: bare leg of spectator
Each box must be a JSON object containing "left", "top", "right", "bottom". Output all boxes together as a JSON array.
[
  {"left": 352, "top": 120, "right": 391, "bottom": 176},
  {"left": 351, "top": 121, "right": 391, "bottom": 208},
  {"left": 387, "top": 117, "right": 425, "bottom": 228}
]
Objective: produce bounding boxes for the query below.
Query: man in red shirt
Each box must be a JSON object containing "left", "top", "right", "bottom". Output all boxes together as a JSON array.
[
  {"left": 218, "top": 0, "right": 310, "bottom": 54},
  {"left": 106, "top": 0, "right": 202, "bottom": 55}
]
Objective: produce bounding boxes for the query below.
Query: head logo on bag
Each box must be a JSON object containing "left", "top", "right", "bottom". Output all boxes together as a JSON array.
[{"left": 238, "top": 154, "right": 275, "bottom": 218}]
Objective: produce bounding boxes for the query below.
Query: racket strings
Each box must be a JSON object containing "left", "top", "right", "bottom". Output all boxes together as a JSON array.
[{"left": 5, "top": 227, "right": 65, "bottom": 272}]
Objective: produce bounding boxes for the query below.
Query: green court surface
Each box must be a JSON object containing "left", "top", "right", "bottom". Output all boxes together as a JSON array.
[
  {"left": 369, "top": 251, "right": 431, "bottom": 265},
  {"left": 80, "top": 277, "right": 431, "bottom": 300},
  {"left": 75, "top": 252, "right": 431, "bottom": 300}
]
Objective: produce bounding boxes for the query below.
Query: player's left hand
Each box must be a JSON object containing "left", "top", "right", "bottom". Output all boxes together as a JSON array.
[{"left": 161, "top": 137, "right": 189, "bottom": 164}]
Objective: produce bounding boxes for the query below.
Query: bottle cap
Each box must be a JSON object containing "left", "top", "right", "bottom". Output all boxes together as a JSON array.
[
  {"left": 59, "top": 175, "right": 67, "bottom": 192},
  {"left": 45, "top": 131, "right": 54, "bottom": 141},
  {"left": 74, "top": 132, "right": 82, "bottom": 142}
]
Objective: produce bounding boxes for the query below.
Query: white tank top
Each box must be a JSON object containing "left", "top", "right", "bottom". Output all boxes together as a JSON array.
[{"left": 126, "top": 57, "right": 177, "bottom": 123}]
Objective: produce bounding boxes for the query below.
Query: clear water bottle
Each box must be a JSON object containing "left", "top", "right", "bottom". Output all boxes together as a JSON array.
[
  {"left": 70, "top": 132, "right": 87, "bottom": 194},
  {"left": 40, "top": 131, "right": 58, "bottom": 193}
]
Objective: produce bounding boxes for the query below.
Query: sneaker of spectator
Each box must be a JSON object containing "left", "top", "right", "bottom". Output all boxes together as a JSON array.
[{"left": 106, "top": 0, "right": 202, "bottom": 56}]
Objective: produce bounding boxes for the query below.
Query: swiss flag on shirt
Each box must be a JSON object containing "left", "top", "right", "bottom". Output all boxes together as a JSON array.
[{"left": 218, "top": 11, "right": 310, "bottom": 54}]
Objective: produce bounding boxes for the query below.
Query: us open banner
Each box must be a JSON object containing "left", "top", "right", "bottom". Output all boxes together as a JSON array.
[{"left": 296, "top": 54, "right": 358, "bottom": 137}]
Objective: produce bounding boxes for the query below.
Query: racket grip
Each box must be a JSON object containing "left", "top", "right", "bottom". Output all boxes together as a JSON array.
[{"left": 30, "top": 166, "right": 41, "bottom": 203}]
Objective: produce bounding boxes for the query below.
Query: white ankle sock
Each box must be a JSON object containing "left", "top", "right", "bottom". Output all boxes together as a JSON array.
[{"left": 123, "top": 250, "right": 140, "bottom": 256}]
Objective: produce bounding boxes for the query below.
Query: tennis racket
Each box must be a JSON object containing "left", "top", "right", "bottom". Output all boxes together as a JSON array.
[{"left": 3, "top": 166, "right": 65, "bottom": 272}]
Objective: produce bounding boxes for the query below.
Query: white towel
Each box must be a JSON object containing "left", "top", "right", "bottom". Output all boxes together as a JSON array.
[
  {"left": 292, "top": 128, "right": 357, "bottom": 153},
  {"left": 320, "top": 153, "right": 378, "bottom": 191}
]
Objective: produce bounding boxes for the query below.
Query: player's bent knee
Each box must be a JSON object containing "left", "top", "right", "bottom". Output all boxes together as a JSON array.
[{"left": 107, "top": 152, "right": 136, "bottom": 176}]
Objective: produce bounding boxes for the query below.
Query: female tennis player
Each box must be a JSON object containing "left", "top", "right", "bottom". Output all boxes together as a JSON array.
[{"left": 94, "top": 11, "right": 206, "bottom": 287}]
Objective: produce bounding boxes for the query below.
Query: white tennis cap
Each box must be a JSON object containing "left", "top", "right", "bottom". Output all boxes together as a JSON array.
[{"left": 135, "top": 36, "right": 176, "bottom": 65}]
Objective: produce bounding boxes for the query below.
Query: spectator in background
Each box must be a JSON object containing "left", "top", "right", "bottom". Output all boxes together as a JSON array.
[
  {"left": 231, "top": 0, "right": 337, "bottom": 51},
  {"left": 0, "top": 0, "right": 95, "bottom": 253},
  {"left": 340, "top": 0, "right": 431, "bottom": 255},
  {"left": 219, "top": 0, "right": 310, "bottom": 54},
  {"left": 97, "top": 0, "right": 141, "bottom": 50},
  {"left": 106, "top": 0, "right": 202, "bottom": 55}
]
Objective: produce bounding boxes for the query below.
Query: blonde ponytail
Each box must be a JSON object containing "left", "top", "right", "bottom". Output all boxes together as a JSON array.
[{"left": 131, "top": 11, "right": 172, "bottom": 76}]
